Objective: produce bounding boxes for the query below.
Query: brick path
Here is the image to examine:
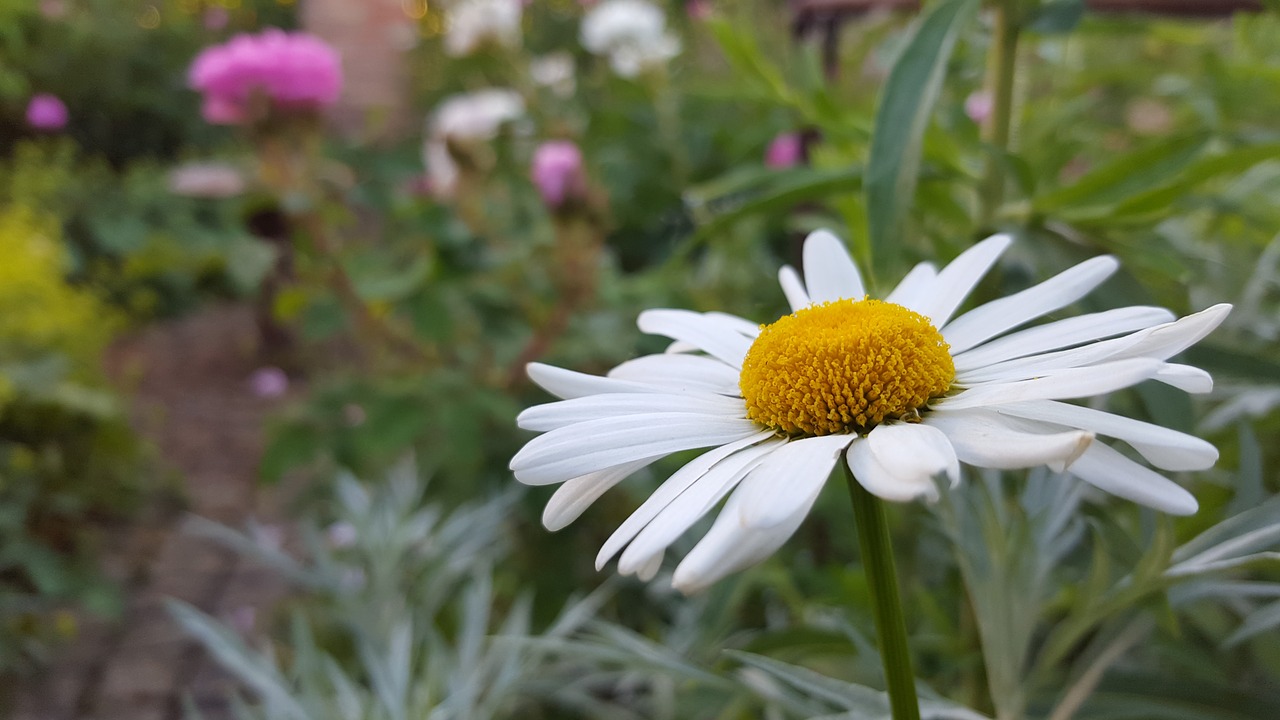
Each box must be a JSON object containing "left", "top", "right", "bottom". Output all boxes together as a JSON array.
[{"left": 9, "top": 305, "right": 297, "bottom": 720}]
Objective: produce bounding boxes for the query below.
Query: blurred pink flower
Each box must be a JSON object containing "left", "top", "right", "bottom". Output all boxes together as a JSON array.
[
  {"left": 765, "top": 133, "right": 803, "bottom": 169},
  {"left": 531, "top": 141, "right": 586, "bottom": 208},
  {"left": 249, "top": 367, "right": 289, "bottom": 398},
  {"left": 188, "top": 29, "right": 342, "bottom": 125},
  {"left": 226, "top": 606, "right": 256, "bottom": 635},
  {"left": 326, "top": 521, "right": 358, "bottom": 548},
  {"left": 39, "top": 0, "right": 68, "bottom": 19},
  {"left": 964, "top": 90, "right": 992, "bottom": 124},
  {"left": 686, "top": 0, "right": 712, "bottom": 20},
  {"left": 25, "top": 93, "right": 68, "bottom": 131}
]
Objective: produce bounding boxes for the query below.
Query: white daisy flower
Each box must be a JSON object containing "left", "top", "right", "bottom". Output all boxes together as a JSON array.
[
  {"left": 422, "top": 89, "right": 525, "bottom": 197},
  {"left": 444, "top": 0, "right": 523, "bottom": 58},
  {"left": 510, "top": 230, "right": 1230, "bottom": 594},
  {"left": 580, "top": 0, "right": 681, "bottom": 79}
]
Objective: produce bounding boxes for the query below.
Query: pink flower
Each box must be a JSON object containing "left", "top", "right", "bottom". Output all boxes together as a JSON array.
[
  {"left": 686, "top": 0, "right": 712, "bottom": 20},
  {"left": 531, "top": 141, "right": 587, "bottom": 208},
  {"left": 188, "top": 29, "right": 343, "bottom": 126},
  {"left": 203, "top": 6, "right": 230, "bottom": 31},
  {"left": 38, "top": 0, "right": 68, "bottom": 19},
  {"left": 25, "top": 94, "right": 68, "bottom": 131},
  {"left": 249, "top": 367, "right": 289, "bottom": 398},
  {"left": 765, "top": 133, "right": 803, "bottom": 169},
  {"left": 964, "top": 90, "right": 992, "bottom": 124}
]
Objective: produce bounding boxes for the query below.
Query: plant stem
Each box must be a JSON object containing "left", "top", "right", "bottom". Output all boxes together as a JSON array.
[
  {"left": 843, "top": 458, "right": 921, "bottom": 720},
  {"left": 978, "top": 0, "right": 1020, "bottom": 227}
]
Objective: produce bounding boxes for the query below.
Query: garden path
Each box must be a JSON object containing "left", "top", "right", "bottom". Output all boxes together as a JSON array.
[{"left": 12, "top": 304, "right": 296, "bottom": 720}]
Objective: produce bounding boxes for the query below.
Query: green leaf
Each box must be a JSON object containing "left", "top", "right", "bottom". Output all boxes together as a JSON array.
[
  {"left": 865, "top": 0, "right": 977, "bottom": 271},
  {"left": 1034, "top": 134, "right": 1209, "bottom": 215},
  {"left": 686, "top": 166, "right": 863, "bottom": 246},
  {"left": 1110, "top": 144, "right": 1280, "bottom": 219},
  {"left": 224, "top": 236, "right": 278, "bottom": 294}
]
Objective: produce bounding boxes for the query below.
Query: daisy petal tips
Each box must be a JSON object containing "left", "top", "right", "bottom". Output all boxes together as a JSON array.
[{"left": 511, "top": 229, "right": 1230, "bottom": 593}]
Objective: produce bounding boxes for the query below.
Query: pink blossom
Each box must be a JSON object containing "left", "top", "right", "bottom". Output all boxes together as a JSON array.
[
  {"left": 686, "top": 0, "right": 712, "bottom": 20},
  {"left": 765, "top": 133, "right": 803, "bottom": 169},
  {"left": 964, "top": 90, "right": 992, "bottom": 124},
  {"left": 188, "top": 29, "right": 342, "bottom": 125},
  {"left": 203, "top": 6, "right": 230, "bottom": 31},
  {"left": 531, "top": 141, "right": 587, "bottom": 208},
  {"left": 249, "top": 367, "right": 289, "bottom": 398},
  {"left": 25, "top": 94, "right": 68, "bottom": 131},
  {"left": 38, "top": 0, "right": 68, "bottom": 19}
]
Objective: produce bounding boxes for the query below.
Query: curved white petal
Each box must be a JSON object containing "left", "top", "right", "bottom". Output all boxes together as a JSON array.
[
  {"left": 885, "top": 261, "right": 938, "bottom": 312},
  {"left": 595, "top": 431, "right": 776, "bottom": 569},
  {"left": 925, "top": 408, "right": 1094, "bottom": 470},
  {"left": 706, "top": 311, "right": 762, "bottom": 338},
  {"left": 952, "top": 306, "right": 1175, "bottom": 373},
  {"left": 617, "top": 440, "right": 776, "bottom": 575},
  {"left": 542, "top": 459, "right": 658, "bottom": 531},
  {"left": 992, "top": 401, "right": 1219, "bottom": 471},
  {"left": 736, "top": 434, "right": 852, "bottom": 529},
  {"left": 517, "top": 392, "right": 744, "bottom": 432},
  {"left": 942, "top": 358, "right": 1162, "bottom": 410},
  {"left": 846, "top": 437, "right": 938, "bottom": 502},
  {"left": 672, "top": 489, "right": 809, "bottom": 595},
  {"left": 637, "top": 309, "right": 753, "bottom": 368},
  {"left": 635, "top": 551, "right": 664, "bottom": 581},
  {"left": 802, "top": 230, "right": 865, "bottom": 302},
  {"left": 608, "top": 354, "right": 743, "bottom": 396},
  {"left": 528, "top": 362, "right": 669, "bottom": 399},
  {"left": 1108, "top": 303, "right": 1232, "bottom": 361},
  {"left": 913, "top": 234, "right": 1013, "bottom": 327},
  {"left": 778, "top": 265, "right": 810, "bottom": 311},
  {"left": 866, "top": 422, "right": 960, "bottom": 489},
  {"left": 942, "top": 256, "right": 1119, "bottom": 354},
  {"left": 1067, "top": 442, "right": 1198, "bottom": 515},
  {"left": 511, "top": 414, "right": 761, "bottom": 486},
  {"left": 1155, "top": 363, "right": 1214, "bottom": 394}
]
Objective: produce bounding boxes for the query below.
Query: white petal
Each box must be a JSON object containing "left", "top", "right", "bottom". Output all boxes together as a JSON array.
[
  {"left": 778, "top": 265, "right": 810, "bottom": 311},
  {"left": 866, "top": 423, "right": 960, "bottom": 490},
  {"left": 706, "top": 311, "right": 762, "bottom": 338},
  {"left": 542, "top": 459, "right": 657, "bottom": 531},
  {"left": 595, "top": 430, "right": 776, "bottom": 569},
  {"left": 665, "top": 340, "right": 699, "bottom": 353},
  {"left": 912, "top": 234, "right": 1012, "bottom": 327},
  {"left": 527, "top": 362, "right": 667, "bottom": 400},
  {"left": 736, "top": 435, "right": 852, "bottom": 529},
  {"left": 1155, "top": 363, "right": 1214, "bottom": 394},
  {"left": 942, "top": 256, "right": 1119, "bottom": 354},
  {"left": 635, "top": 551, "right": 664, "bottom": 581},
  {"left": 518, "top": 392, "right": 744, "bottom": 432},
  {"left": 941, "top": 358, "right": 1162, "bottom": 410},
  {"left": 955, "top": 330, "right": 1151, "bottom": 385},
  {"left": 1067, "top": 442, "right": 1199, "bottom": 515},
  {"left": 952, "top": 306, "right": 1175, "bottom": 373},
  {"left": 885, "top": 261, "right": 938, "bottom": 312},
  {"left": 672, "top": 490, "right": 808, "bottom": 595},
  {"left": 925, "top": 408, "right": 1094, "bottom": 470},
  {"left": 617, "top": 440, "right": 777, "bottom": 575},
  {"left": 608, "top": 354, "right": 743, "bottom": 396},
  {"left": 511, "top": 414, "right": 761, "bottom": 486},
  {"left": 992, "top": 401, "right": 1219, "bottom": 471},
  {"left": 801, "top": 230, "right": 865, "bottom": 302},
  {"left": 637, "top": 309, "right": 753, "bottom": 368},
  {"left": 846, "top": 437, "right": 937, "bottom": 502},
  {"left": 1108, "top": 303, "right": 1232, "bottom": 361}
]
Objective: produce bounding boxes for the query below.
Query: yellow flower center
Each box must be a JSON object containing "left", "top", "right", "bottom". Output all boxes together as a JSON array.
[{"left": 739, "top": 298, "right": 955, "bottom": 437}]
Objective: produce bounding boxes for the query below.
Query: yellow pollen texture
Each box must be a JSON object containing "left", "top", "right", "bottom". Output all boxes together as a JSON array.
[{"left": 739, "top": 298, "right": 955, "bottom": 437}]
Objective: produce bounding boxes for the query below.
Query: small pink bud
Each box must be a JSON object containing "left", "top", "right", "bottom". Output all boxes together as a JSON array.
[
  {"left": 25, "top": 94, "right": 68, "bottom": 131},
  {"left": 964, "top": 90, "right": 993, "bottom": 124},
  {"left": 249, "top": 367, "right": 289, "bottom": 398},
  {"left": 765, "top": 133, "right": 803, "bottom": 169},
  {"left": 531, "top": 140, "right": 587, "bottom": 208}
]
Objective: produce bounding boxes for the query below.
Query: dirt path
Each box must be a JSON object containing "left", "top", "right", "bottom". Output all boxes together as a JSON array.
[{"left": 11, "top": 305, "right": 297, "bottom": 720}]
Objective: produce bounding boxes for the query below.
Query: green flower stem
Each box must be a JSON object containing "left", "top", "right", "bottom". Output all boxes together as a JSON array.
[
  {"left": 843, "top": 458, "right": 921, "bottom": 720},
  {"left": 979, "top": 0, "right": 1021, "bottom": 226}
]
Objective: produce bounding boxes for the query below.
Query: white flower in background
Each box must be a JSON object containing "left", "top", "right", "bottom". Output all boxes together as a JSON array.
[
  {"left": 530, "top": 52, "right": 577, "bottom": 98},
  {"left": 444, "top": 0, "right": 523, "bottom": 57},
  {"left": 511, "top": 230, "right": 1230, "bottom": 594},
  {"left": 422, "top": 89, "right": 525, "bottom": 197},
  {"left": 580, "top": 0, "right": 681, "bottom": 78}
]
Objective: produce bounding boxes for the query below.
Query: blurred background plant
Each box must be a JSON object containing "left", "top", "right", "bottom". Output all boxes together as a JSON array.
[{"left": 3, "top": 0, "right": 1280, "bottom": 717}]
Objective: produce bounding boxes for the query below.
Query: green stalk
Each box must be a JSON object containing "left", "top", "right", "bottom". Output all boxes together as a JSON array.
[
  {"left": 843, "top": 458, "right": 921, "bottom": 720},
  {"left": 978, "top": 0, "right": 1020, "bottom": 227}
]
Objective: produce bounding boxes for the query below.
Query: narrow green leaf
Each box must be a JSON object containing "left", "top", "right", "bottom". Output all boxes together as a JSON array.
[
  {"left": 1034, "top": 133, "right": 1209, "bottom": 214},
  {"left": 1110, "top": 144, "right": 1280, "bottom": 218},
  {"left": 865, "top": 0, "right": 977, "bottom": 270}
]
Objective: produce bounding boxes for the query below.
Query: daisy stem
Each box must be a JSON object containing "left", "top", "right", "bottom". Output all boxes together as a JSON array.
[{"left": 843, "top": 458, "right": 921, "bottom": 720}]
